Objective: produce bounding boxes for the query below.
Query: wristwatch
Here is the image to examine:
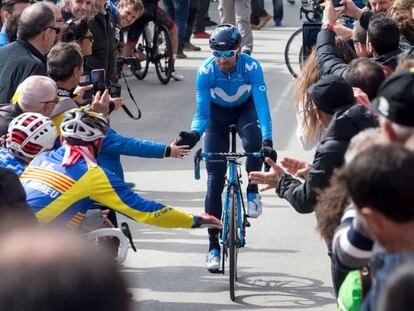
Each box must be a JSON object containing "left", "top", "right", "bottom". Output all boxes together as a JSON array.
[{"left": 321, "top": 23, "right": 334, "bottom": 31}]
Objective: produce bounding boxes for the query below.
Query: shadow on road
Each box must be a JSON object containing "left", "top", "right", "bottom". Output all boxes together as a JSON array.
[{"left": 126, "top": 268, "right": 335, "bottom": 310}]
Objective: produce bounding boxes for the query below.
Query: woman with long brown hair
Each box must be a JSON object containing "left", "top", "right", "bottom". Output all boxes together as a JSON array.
[{"left": 293, "top": 38, "right": 356, "bottom": 150}]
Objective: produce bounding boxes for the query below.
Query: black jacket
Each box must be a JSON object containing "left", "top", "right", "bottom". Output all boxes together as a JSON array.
[
  {"left": 0, "top": 39, "right": 47, "bottom": 103},
  {"left": 316, "top": 27, "right": 401, "bottom": 77},
  {"left": 85, "top": 7, "right": 117, "bottom": 83},
  {"left": 0, "top": 103, "right": 23, "bottom": 137},
  {"left": 276, "top": 104, "right": 378, "bottom": 213}
]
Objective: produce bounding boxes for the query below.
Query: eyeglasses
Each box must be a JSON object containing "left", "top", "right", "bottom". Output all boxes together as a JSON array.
[
  {"left": 81, "top": 34, "right": 93, "bottom": 41},
  {"left": 212, "top": 50, "right": 237, "bottom": 59},
  {"left": 44, "top": 26, "right": 61, "bottom": 35},
  {"left": 39, "top": 97, "right": 59, "bottom": 105}
]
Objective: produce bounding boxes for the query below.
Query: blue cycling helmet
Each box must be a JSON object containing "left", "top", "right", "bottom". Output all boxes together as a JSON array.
[{"left": 209, "top": 24, "right": 242, "bottom": 51}]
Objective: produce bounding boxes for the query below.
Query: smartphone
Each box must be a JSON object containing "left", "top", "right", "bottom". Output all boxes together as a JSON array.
[
  {"left": 332, "top": 0, "right": 345, "bottom": 11},
  {"left": 91, "top": 69, "right": 106, "bottom": 93},
  {"left": 79, "top": 74, "right": 93, "bottom": 101}
]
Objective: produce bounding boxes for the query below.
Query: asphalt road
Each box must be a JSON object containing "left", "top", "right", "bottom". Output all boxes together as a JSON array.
[{"left": 110, "top": 1, "right": 337, "bottom": 310}]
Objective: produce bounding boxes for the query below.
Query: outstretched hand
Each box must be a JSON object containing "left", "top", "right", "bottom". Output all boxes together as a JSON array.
[
  {"left": 170, "top": 139, "right": 190, "bottom": 158},
  {"left": 280, "top": 157, "right": 310, "bottom": 179},
  {"left": 249, "top": 158, "right": 285, "bottom": 192},
  {"left": 193, "top": 213, "right": 222, "bottom": 229}
]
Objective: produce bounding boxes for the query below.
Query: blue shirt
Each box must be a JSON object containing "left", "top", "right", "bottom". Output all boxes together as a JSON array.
[
  {"left": 0, "top": 31, "right": 9, "bottom": 47},
  {"left": 0, "top": 148, "right": 28, "bottom": 176},
  {"left": 191, "top": 53, "right": 272, "bottom": 141}
]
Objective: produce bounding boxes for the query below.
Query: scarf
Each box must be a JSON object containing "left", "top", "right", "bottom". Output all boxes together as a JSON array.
[{"left": 62, "top": 142, "right": 98, "bottom": 167}]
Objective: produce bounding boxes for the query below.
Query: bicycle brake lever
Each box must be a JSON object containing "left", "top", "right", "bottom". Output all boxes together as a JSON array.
[{"left": 121, "top": 222, "right": 137, "bottom": 252}]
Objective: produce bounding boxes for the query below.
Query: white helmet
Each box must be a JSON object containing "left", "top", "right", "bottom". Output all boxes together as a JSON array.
[
  {"left": 60, "top": 107, "right": 109, "bottom": 142},
  {"left": 7, "top": 112, "right": 57, "bottom": 158}
]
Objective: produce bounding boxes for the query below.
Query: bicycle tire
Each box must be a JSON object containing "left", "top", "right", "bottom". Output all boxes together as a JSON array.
[
  {"left": 154, "top": 25, "right": 173, "bottom": 85},
  {"left": 133, "top": 33, "right": 150, "bottom": 80},
  {"left": 229, "top": 185, "right": 238, "bottom": 301},
  {"left": 284, "top": 28, "right": 304, "bottom": 79}
]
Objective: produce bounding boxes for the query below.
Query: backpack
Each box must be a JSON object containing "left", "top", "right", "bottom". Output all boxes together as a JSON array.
[{"left": 337, "top": 267, "right": 372, "bottom": 311}]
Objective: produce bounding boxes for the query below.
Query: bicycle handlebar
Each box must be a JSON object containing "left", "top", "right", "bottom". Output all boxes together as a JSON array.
[
  {"left": 194, "top": 148, "right": 262, "bottom": 180},
  {"left": 85, "top": 222, "right": 137, "bottom": 264},
  {"left": 300, "top": 6, "right": 322, "bottom": 22}
]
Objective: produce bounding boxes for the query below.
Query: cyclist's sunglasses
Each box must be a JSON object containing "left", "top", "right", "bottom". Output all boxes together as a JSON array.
[{"left": 212, "top": 50, "right": 237, "bottom": 59}]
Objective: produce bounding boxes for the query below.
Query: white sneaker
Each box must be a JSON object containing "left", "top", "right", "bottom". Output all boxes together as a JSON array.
[
  {"left": 206, "top": 249, "right": 220, "bottom": 271},
  {"left": 247, "top": 192, "right": 262, "bottom": 218},
  {"left": 171, "top": 71, "right": 184, "bottom": 81},
  {"left": 122, "top": 67, "right": 133, "bottom": 77}
]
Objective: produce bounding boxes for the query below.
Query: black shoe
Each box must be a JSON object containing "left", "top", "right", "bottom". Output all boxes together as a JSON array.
[
  {"left": 205, "top": 18, "right": 218, "bottom": 27},
  {"left": 287, "top": 0, "right": 295, "bottom": 4}
]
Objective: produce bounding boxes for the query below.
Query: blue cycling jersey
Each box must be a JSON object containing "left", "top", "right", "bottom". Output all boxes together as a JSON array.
[
  {"left": 191, "top": 53, "right": 272, "bottom": 141},
  {"left": 0, "top": 148, "right": 28, "bottom": 176}
]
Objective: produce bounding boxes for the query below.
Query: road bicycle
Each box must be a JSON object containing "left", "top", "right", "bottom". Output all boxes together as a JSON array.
[
  {"left": 284, "top": 0, "right": 323, "bottom": 78},
  {"left": 194, "top": 125, "right": 262, "bottom": 301},
  {"left": 83, "top": 210, "right": 137, "bottom": 264},
  {"left": 121, "top": 0, "right": 174, "bottom": 84}
]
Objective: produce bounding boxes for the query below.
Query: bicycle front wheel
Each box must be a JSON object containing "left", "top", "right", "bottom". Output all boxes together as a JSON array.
[
  {"left": 154, "top": 26, "right": 173, "bottom": 85},
  {"left": 284, "top": 28, "right": 304, "bottom": 79},
  {"left": 133, "top": 33, "right": 150, "bottom": 80},
  {"left": 229, "top": 185, "right": 238, "bottom": 301}
]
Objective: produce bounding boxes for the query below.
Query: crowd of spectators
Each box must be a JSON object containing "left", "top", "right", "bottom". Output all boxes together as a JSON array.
[{"left": 247, "top": 0, "right": 414, "bottom": 309}]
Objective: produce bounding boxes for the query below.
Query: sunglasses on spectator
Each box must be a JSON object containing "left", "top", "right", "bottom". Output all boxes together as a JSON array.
[
  {"left": 81, "top": 34, "right": 93, "bottom": 41},
  {"left": 212, "top": 50, "right": 237, "bottom": 59},
  {"left": 44, "top": 26, "right": 61, "bottom": 35},
  {"left": 40, "top": 97, "right": 60, "bottom": 105}
]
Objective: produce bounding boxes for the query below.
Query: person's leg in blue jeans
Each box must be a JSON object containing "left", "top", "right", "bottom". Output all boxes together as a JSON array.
[
  {"left": 163, "top": 0, "right": 189, "bottom": 54},
  {"left": 272, "top": 0, "right": 283, "bottom": 26},
  {"left": 193, "top": 0, "right": 210, "bottom": 34},
  {"left": 185, "top": 0, "right": 200, "bottom": 50}
]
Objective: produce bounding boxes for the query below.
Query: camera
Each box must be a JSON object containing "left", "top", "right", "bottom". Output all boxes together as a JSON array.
[
  {"left": 116, "top": 57, "right": 141, "bottom": 77},
  {"left": 79, "top": 70, "right": 122, "bottom": 100},
  {"left": 109, "top": 83, "right": 121, "bottom": 98}
]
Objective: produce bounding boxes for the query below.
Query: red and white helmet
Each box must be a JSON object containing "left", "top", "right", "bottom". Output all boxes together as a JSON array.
[{"left": 6, "top": 112, "right": 57, "bottom": 158}]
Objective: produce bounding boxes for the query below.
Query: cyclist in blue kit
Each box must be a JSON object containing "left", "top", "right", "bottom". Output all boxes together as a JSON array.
[{"left": 177, "top": 24, "right": 276, "bottom": 271}]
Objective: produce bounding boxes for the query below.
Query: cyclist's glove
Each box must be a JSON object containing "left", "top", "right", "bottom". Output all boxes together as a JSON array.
[
  {"left": 176, "top": 131, "right": 200, "bottom": 149},
  {"left": 261, "top": 140, "right": 277, "bottom": 163},
  {"left": 192, "top": 213, "right": 222, "bottom": 229}
]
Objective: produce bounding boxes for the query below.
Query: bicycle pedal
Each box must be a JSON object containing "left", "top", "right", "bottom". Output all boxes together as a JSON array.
[{"left": 208, "top": 268, "right": 223, "bottom": 274}]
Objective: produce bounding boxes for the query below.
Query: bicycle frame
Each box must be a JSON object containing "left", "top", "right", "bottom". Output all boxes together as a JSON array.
[
  {"left": 194, "top": 126, "right": 261, "bottom": 261},
  {"left": 221, "top": 156, "right": 245, "bottom": 249}
]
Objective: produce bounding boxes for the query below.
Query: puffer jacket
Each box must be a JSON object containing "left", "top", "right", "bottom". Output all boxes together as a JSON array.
[{"left": 276, "top": 104, "right": 378, "bottom": 213}]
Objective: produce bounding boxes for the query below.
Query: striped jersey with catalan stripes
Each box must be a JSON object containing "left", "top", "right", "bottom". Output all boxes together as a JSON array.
[{"left": 21, "top": 146, "right": 194, "bottom": 229}]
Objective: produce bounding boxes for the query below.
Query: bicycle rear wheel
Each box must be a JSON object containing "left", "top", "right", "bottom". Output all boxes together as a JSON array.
[
  {"left": 229, "top": 185, "right": 238, "bottom": 301},
  {"left": 154, "top": 25, "right": 173, "bottom": 85},
  {"left": 133, "top": 32, "right": 150, "bottom": 80},
  {"left": 284, "top": 28, "right": 304, "bottom": 79}
]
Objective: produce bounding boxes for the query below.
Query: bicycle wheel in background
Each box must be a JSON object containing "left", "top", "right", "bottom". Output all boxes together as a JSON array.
[
  {"left": 284, "top": 28, "right": 304, "bottom": 79},
  {"left": 229, "top": 185, "right": 239, "bottom": 301},
  {"left": 154, "top": 25, "right": 173, "bottom": 85},
  {"left": 133, "top": 28, "right": 151, "bottom": 80}
]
